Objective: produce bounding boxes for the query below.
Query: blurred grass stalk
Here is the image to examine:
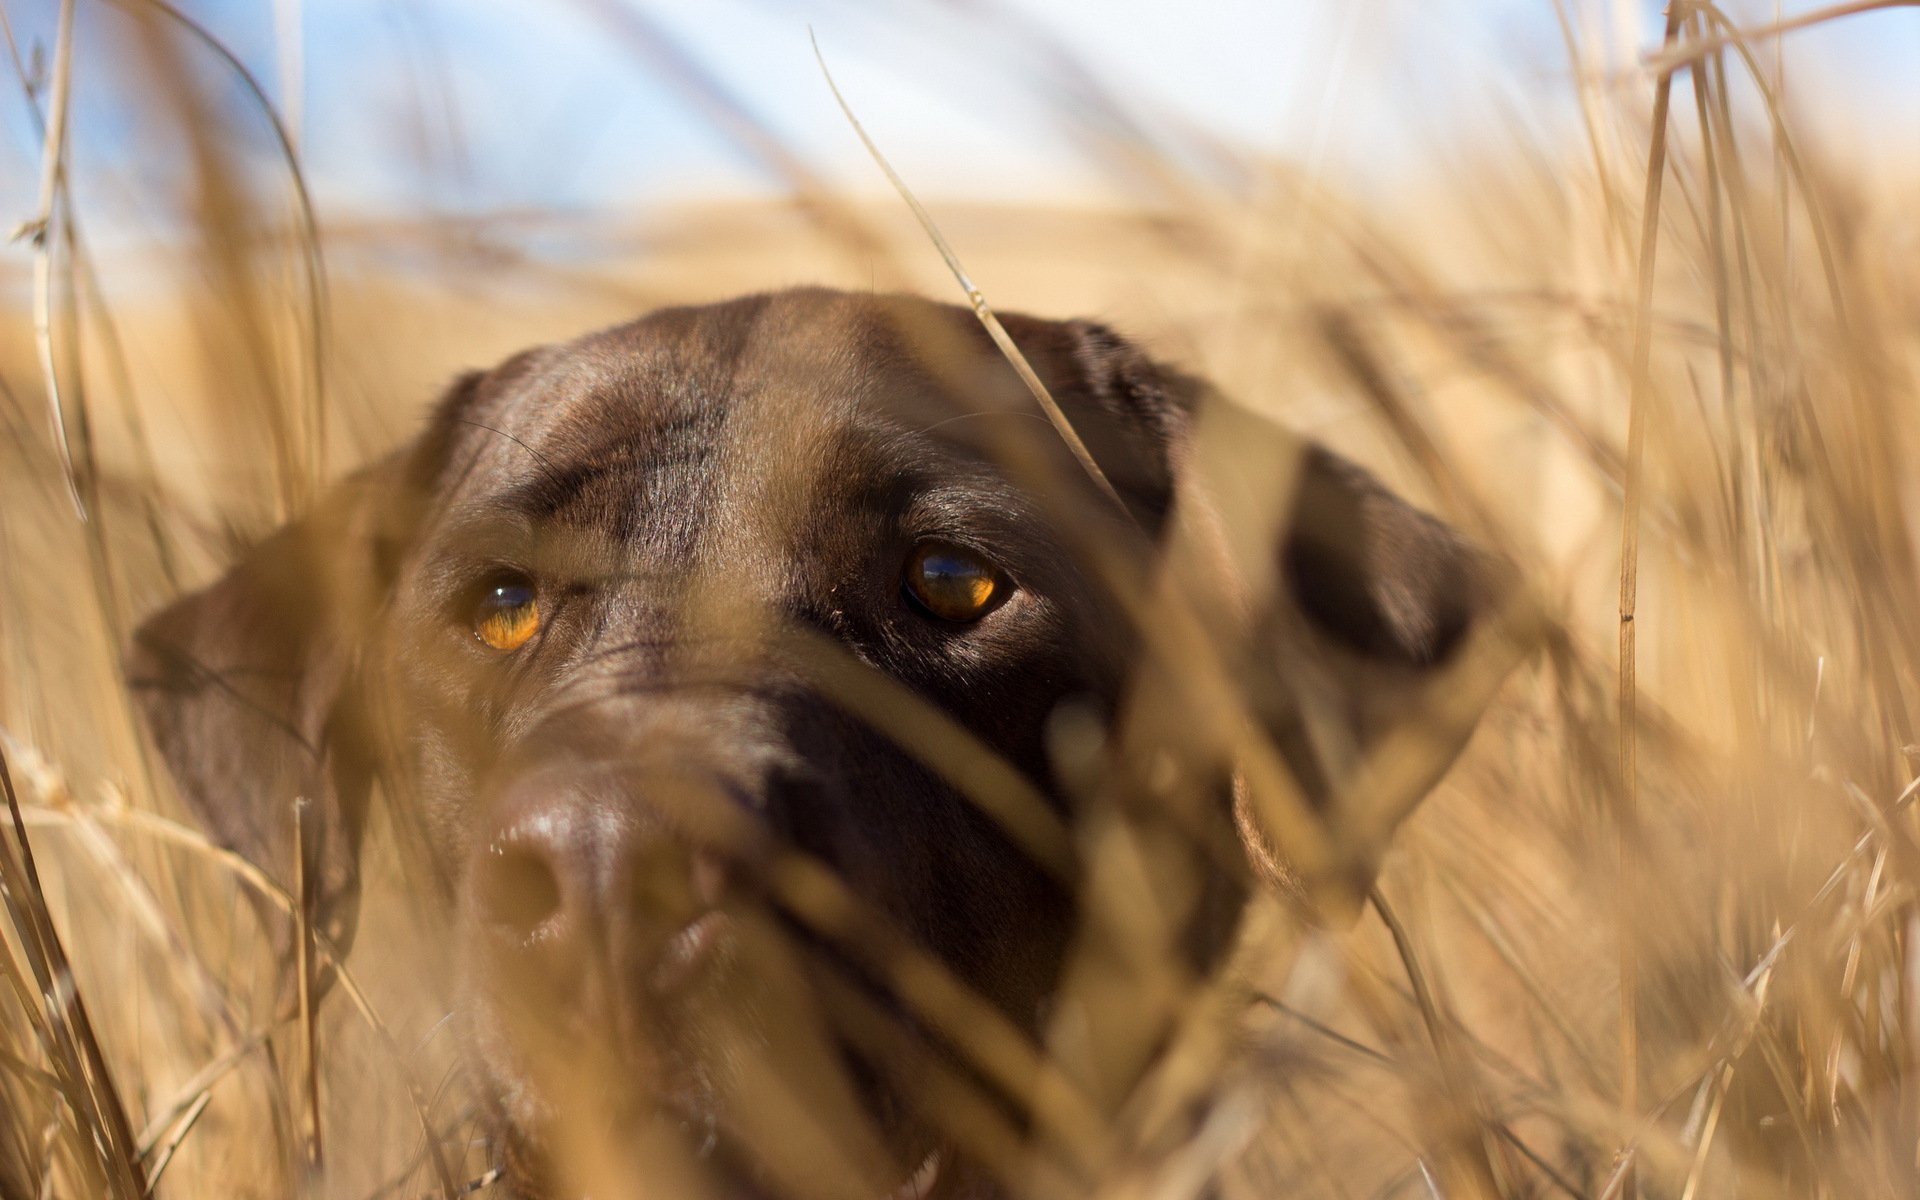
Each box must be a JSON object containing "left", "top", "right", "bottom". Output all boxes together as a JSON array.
[{"left": 5, "top": 0, "right": 1920, "bottom": 1197}]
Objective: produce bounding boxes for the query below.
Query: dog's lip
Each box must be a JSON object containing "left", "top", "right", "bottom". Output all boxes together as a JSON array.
[
  {"left": 649, "top": 909, "right": 730, "bottom": 993},
  {"left": 887, "top": 1149, "right": 942, "bottom": 1200},
  {"left": 660, "top": 1123, "right": 943, "bottom": 1200},
  {"left": 493, "top": 1090, "right": 946, "bottom": 1200}
]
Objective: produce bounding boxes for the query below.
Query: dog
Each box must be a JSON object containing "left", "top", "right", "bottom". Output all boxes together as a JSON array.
[{"left": 128, "top": 288, "right": 1501, "bottom": 1199}]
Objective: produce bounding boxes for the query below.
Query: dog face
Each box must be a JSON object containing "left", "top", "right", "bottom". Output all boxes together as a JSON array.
[{"left": 129, "top": 288, "right": 1498, "bottom": 1199}]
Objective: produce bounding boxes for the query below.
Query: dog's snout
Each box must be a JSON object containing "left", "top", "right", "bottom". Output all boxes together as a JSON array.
[{"left": 471, "top": 770, "right": 733, "bottom": 996}]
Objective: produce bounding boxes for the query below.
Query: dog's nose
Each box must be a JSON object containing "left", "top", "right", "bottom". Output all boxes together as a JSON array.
[{"left": 471, "top": 770, "right": 730, "bottom": 991}]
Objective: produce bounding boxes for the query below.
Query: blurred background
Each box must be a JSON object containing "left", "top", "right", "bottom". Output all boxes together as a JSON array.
[
  {"left": 2, "top": 1, "right": 1917, "bottom": 214},
  {"left": 0, "top": 0, "right": 1912, "bottom": 560},
  {"left": 5, "top": 1, "right": 1920, "bottom": 1197}
]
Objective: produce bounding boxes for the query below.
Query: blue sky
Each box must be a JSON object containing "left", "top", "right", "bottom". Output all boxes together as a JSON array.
[{"left": 0, "top": 0, "right": 1916, "bottom": 236}]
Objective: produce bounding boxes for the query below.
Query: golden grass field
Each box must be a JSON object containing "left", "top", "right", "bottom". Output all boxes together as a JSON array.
[{"left": 5, "top": 4, "right": 1920, "bottom": 1198}]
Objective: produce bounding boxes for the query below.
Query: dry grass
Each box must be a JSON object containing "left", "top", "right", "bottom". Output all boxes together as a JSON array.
[{"left": 4, "top": 2, "right": 1920, "bottom": 1197}]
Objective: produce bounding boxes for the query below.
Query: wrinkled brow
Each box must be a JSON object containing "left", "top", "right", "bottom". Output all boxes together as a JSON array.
[{"left": 493, "top": 461, "right": 609, "bottom": 523}]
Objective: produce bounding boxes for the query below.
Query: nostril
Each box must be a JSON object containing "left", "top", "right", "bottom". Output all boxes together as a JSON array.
[{"left": 481, "top": 844, "right": 563, "bottom": 938}]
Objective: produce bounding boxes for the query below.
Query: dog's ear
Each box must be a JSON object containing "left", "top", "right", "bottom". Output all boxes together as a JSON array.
[
  {"left": 126, "top": 373, "right": 480, "bottom": 955},
  {"left": 991, "top": 314, "right": 1191, "bottom": 530},
  {"left": 1188, "top": 397, "right": 1511, "bottom": 903},
  {"left": 1036, "top": 319, "right": 1509, "bottom": 894}
]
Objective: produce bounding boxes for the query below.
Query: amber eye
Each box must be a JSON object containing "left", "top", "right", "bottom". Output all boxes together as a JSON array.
[
  {"left": 473, "top": 576, "right": 541, "bottom": 651},
  {"left": 902, "top": 541, "right": 1008, "bottom": 623}
]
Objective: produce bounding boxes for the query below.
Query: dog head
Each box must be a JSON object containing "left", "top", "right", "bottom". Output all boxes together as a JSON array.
[{"left": 129, "top": 288, "right": 1503, "bottom": 1198}]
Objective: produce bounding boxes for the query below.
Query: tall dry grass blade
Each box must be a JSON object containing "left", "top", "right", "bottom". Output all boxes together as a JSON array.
[
  {"left": 119, "top": 0, "right": 334, "bottom": 496},
  {"left": 1676, "top": 967, "right": 1774, "bottom": 1200},
  {"left": 0, "top": 4, "right": 155, "bottom": 687},
  {"left": 108, "top": 0, "right": 329, "bottom": 519},
  {"left": 293, "top": 796, "right": 323, "bottom": 1170},
  {"left": 1369, "top": 888, "right": 1516, "bottom": 1198},
  {"left": 273, "top": 0, "right": 303, "bottom": 149},
  {"left": 1549, "top": 0, "right": 1632, "bottom": 261},
  {"left": 0, "top": 747, "right": 144, "bottom": 1199},
  {"left": 140, "top": 1090, "right": 211, "bottom": 1188},
  {"left": 1687, "top": 15, "right": 1740, "bottom": 551},
  {"left": 1693, "top": 4, "right": 1849, "bottom": 332},
  {"left": 315, "top": 944, "right": 461, "bottom": 1200},
  {"left": 1700, "top": 38, "right": 1779, "bottom": 636},
  {"left": 810, "top": 30, "right": 1130, "bottom": 519},
  {"left": 135, "top": 1032, "right": 270, "bottom": 1153},
  {"left": 34, "top": 787, "right": 257, "bottom": 1067},
  {"left": 576, "top": 0, "right": 891, "bottom": 269},
  {"left": 0, "top": 1046, "right": 62, "bottom": 1094},
  {"left": 1643, "top": 0, "right": 1920, "bottom": 74},
  {"left": 786, "top": 630, "right": 1076, "bottom": 879},
  {"left": 1614, "top": 13, "right": 1687, "bottom": 1197},
  {"left": 15, "top": 0, "right": 85, "bottom": 521},
  {"left": 765, "top": 848, "right": 1111, "bottom": 1174},
  {"left": 1695, "top": 0, "right": 1920, "bottom": 751},
  {"left": 16, "top": 802, "right": 462, "bottom": 1200},
  {"left": 1265, "top": 954, "right": 1585, "bottom": 1199},
  {"left": 1432, "top": 873, "right": 1609, "bottom": 1093}
]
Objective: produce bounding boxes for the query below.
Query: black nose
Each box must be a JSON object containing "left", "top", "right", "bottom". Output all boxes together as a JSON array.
[{"left": 471, "top": 768, "right": 729, "bottom": 992}]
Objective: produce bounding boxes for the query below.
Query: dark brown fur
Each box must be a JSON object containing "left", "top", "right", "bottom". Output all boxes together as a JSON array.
[{"left": 128, "top": 289, "right": 1496, "bottom": 1199}]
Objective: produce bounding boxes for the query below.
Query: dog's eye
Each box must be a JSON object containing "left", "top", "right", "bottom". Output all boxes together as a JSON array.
[
  {"left": 902, "top": 541, "right": 1008, "bottom": 623},
  {"left": 473, "top": 576, "right": 541, "bottom": 651}
]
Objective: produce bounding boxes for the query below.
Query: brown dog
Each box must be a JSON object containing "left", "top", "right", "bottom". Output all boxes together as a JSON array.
[{"left": 129, "top": 288, "right": 1498, "bottom": 1199}]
